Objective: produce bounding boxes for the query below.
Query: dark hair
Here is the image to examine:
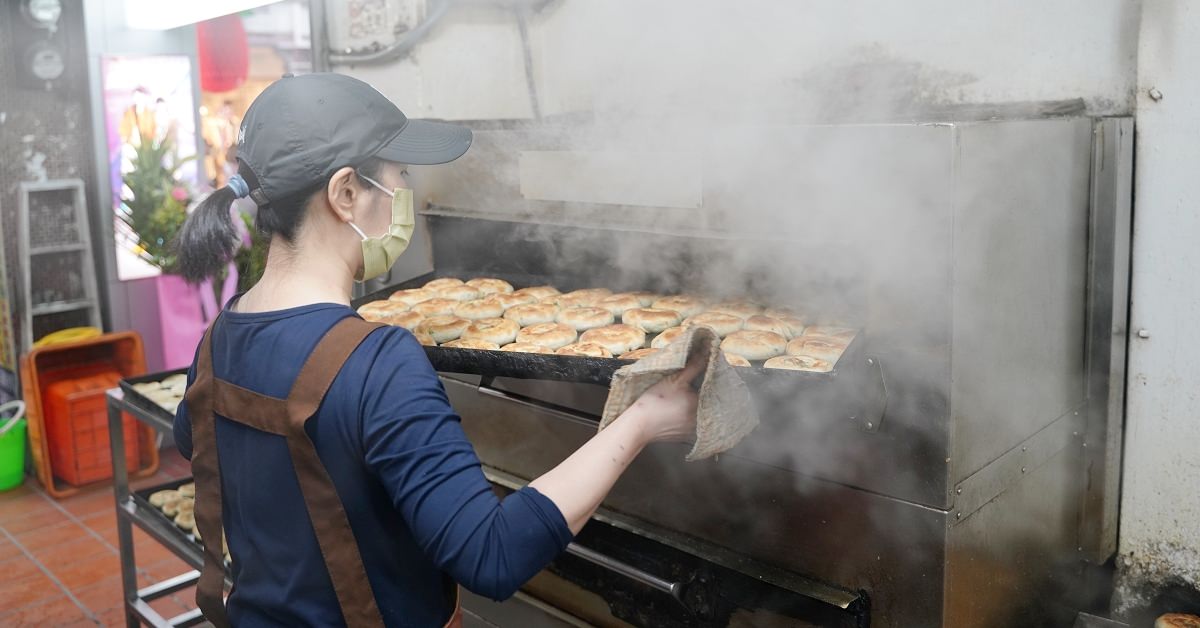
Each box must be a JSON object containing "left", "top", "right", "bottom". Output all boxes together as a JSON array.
[{"left": 175, "top": 158, "right": 388, "bottom": 283}]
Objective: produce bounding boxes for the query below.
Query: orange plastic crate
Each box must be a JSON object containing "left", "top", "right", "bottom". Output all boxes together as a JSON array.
[{"left": 43, "top": 371, "right": 142, "bottom": 486}]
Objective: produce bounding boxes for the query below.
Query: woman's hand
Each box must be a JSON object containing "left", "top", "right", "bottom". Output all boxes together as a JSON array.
[{"left": 622, "top": 355, "right": 705, "bottom": 444}]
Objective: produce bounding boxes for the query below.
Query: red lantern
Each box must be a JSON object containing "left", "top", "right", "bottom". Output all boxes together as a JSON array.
[{"left": 197, "top": 13, "right": 249, "bottom": 93}]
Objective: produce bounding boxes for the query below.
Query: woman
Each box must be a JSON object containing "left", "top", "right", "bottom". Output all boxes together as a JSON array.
[{"left": 173, "top": 73, "right": 700, "bottom": 627}]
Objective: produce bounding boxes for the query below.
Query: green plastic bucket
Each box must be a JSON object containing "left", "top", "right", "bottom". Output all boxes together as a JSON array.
[{"left": 0, "top": 401, "right": 27, "bottom": 492}]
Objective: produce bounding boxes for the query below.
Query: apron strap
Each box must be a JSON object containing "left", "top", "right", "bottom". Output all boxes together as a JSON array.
[
  {"left": 186, "top": 319, "right": 232, "bottom": 628},
  {"left": 282, "top": 317, "right": 386, "bottom": 627}
]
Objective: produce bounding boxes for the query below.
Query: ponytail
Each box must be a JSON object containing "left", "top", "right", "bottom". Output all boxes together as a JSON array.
[{"left": 176, "top": 185, "right": 240, "bottom": 283}]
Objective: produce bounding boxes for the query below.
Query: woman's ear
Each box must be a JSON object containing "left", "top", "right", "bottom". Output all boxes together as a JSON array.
[{"left": 325, "top": 167, "right": 360, "bottom": 223}]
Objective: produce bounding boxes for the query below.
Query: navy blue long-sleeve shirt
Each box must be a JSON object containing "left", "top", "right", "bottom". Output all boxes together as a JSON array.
[{"left": 173, "top": 302, "right": 573, "bottom": 627}]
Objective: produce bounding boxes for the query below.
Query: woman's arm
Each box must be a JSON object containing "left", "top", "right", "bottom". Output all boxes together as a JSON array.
[{"left": 529, "top": 359, "right": 703, "bottom": 533}]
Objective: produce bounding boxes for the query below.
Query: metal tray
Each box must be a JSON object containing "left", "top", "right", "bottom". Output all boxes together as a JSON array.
[
  {"left": 356, "top": 272, "right": 866, "bottom": 387},
  {"left": 120, "top": 369, "right": 188, "bottom": 424}
]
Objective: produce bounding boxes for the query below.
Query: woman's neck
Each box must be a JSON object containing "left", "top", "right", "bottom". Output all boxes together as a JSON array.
[{"left": 233, "top": 239, "right": 356, "bottom": 313}]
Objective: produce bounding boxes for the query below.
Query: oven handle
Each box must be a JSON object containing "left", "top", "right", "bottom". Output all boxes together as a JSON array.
[
  {"left": 476, "top": 378, "right": 600, "bottom": 428},
  {"left": 565, "top": 542, "right": 686, "bottom": 602}
]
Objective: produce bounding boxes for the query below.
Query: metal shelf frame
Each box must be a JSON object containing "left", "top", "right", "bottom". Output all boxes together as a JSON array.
[{"left": 107, "top": 388, "right": 221, "bottom": 628}]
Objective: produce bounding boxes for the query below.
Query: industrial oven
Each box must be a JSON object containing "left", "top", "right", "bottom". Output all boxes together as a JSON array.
[{"left": 355, "top": 116, "right": 1132, "bottom": 627}]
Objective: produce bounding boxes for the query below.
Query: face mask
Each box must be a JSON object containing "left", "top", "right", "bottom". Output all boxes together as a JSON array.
[{"left": 350, "top": 172, "right": 415, "bottom": 282}]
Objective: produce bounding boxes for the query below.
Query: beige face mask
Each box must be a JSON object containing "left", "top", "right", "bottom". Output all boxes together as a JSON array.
[{"left": 350, "top": 172, "right": 415, "bottom": 282}]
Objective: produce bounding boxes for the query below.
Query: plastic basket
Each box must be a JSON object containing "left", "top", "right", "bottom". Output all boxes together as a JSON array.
[{"left": 44, "top": 372, "right": 142, "bottom": 485}]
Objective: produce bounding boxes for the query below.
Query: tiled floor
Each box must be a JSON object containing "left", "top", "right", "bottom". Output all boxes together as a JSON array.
[{"left": 0, "top": 448, "right": 196, "bottom": 627}]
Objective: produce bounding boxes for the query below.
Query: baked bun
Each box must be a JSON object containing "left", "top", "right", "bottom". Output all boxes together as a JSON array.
[
  {"left": 516, "top": 323, "right": 578, "bottom": 350},
  {"left": 149, "top": 489, "right": 180, "bottom": 507},
  {"left": 494, "top": 293, "right": 537, "bottom": 309},
  {"left": 556, "top": 307, "right": 616, "bottom": 332},
  {"left": 438, "top": 285, "right": 483, "bottom": 302},
  {"left": 552, "top": 288, "right": 613, "bottom": 309},
  {"left": 416, "top": 316, "right": 471, "bottom": 343},
  {"left": 175, "top": 510, "right": 196, "bottom": 531},
  {"left": 786, "top": 336, "right": 848, "bottom": 362},
  {"left": 500, "top": 342, "right": 555, "bottom": 354},
  {"left": 504, "top": 303, "right": 559, "bottom": 327},
  {"left": 388, "top": 288, "right": 436, "bottom": 307},
  {"left": 555, "top": 342, "right": 613, "bottom": 358},
  {"left": 652, "top": 296, "right": 707, "bottom": 318},
  {"left": 356, "top": 300, "right": 392, "bottom": 319},
  {"left": 382, "top": 310, "right": 424, "bottom": 330},
  {"left": 596, "top": 294, "right": 645, "bottom": 318},
  {"left": 1156, "top": 614, "right": 1200, "bottom": 628},
  {"left": 724, "top": 353, "right": 752, "bottom": 367},
  {"left": 763, "top": 308, "right": 807, "bottom": 336},
  {"left": 627, "top": 291, "right": 660, "bottom": 307},
  {"left": 803, "top": 325, "right": 857, "bottom": 341},
  {"left": 413, "top": 330, "right": 437, "bottom": 346},
  {"left": 683, "top": 312, "right": 744, "bottom": 337},
  {"left": 424, "top": 277, "right": 464, "bottom": 291},
  {"left": 412, "top": 298, "right": 460, "bottom": 318},
  {"left": 620, "top": 348, "right": 660, "bottom": 361},
  {"left": 178, "top": 482, "right": 196, "bottom": 498},
  {"left": 764, "top": 355, "right": 833, "bottom": 372},
  {"left": 624, "top": 308, "right": 683, "bottom": 334},
  {"left": 462, "top": 318, "right": 520, "bottom": 345},
  {"left": 707, "top": 301, "right": 763, "bottom": 320},
  {"left": 454, "top": 298, "right": 505, "bottom": 321},
  {"left": 650, "top": 326, "right": 687, "bottom": 349},
  {"left": 442, "top": 338, "right": 501, "bottom": 351},
  {"left": 580, "top": 324, "right": 647, "bottom": 355},
  {"left": 743, "top": 315, "right": 793, "bottom": 338},
  {"left": 465, "top": 277, "right": 513, "bottom": 296},
  {"left": 721, "top": 330, "right": 788, "bottom": 361},
  {"left": 512, "top": 285, "right": 560, "bottom": 300}
]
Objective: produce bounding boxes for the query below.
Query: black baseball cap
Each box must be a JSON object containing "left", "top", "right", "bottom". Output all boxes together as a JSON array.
[{"left": 236, "top": 73, "right": 472, "bottom": 206}]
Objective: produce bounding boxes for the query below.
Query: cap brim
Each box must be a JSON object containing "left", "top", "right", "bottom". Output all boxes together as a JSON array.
[{"left": 374, "top": 119, "right": 473, "bottom": 165}]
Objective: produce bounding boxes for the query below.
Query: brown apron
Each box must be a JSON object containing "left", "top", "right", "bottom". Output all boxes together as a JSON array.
[{"left": 186, "top": 315, "right": 463, "bottom": 628}]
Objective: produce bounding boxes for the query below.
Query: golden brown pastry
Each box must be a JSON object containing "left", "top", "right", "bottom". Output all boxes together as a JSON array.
[
  {"left": 411, "top": 298, "right": 460, "bottom": 318},
  {"left": 580, "top": 324, "right": 647, "bottom": 355},
  {"left": 355, "top": 301, "right": 392, "bottom": 320},
  {"left": 620, "top": 347, "right": 661, "bottom": 361},
  {"left": 549, "top": 288, "right": 613, "bottom": 309},
  {"left": 803, "top": 325, "right": 856, "bottom": 341},
  {"left": 764, "top": 355, "right": 833, "bottom": 372},
  {"left": 149, "top": 489, "right": 180, "bottom": 508},
  {"left": 720, "top": 330, "right": 788, "bottom": 361},
  {"left": 493, "top": 293, "right": 537, "bottom": 310},
  {"left": 627, "top": 291, "right": 660, "bottom": 307},
  {"left": 413, "top": 330, "right": 437, "bottom": 346},
  {"left": 762, "top": 308, "right": 807, "bottom": 336},
  {"left": 454, "top": 298, "right": 505, "bottom": 321},
  {"left": 516, "top": 323, "right": 578, "bottom": 350},
  {"left": 650, "top": 326, "right": 687, "bottom": 349},
  {"left": 555, "top": 342, "right": 613, "bottom": 358},
  {"left": 465, "top": 278, "right": 514, "bottom": 296},
  {"left": 724, "top": 353, "right": 752, "bottom": 367},
  {"left": 462, "top": 318, "right": 521, "bottom": 346},
  {"left": 512, "top": 285, "right": 560, "bottom": 300},
  {"left": 504, "top": 303, "right": 559, "bottom": 327},
  {"left": 162, "top": 497, "right": 184, "bottom": 517},
  {"left": 596, "top": 294, "right": 645, "bottom": 318},
  {"left": 743, "top": 315, "right": 793, "bottom": 339},
  {"left": 623, "top": 308, "right": 683, "bottom": 334},
  {"left": 437, "top": 285, "right": 483, "bottom": 302},
  {"left": 499, "top": 342, "right": 555, "bottom": 355},
  {"left": 441, "top": 338, "right": 501, "bottom": 351},
  {"left": 416, "top": 316, "right": 471, "bottom": 343},
  {"left": 707, "top": 301, "right": 763, "bottom": 320},
  {"left": 1156, "top": 614, "right": 1200, "bottom": 628},
  {"left": 423, "top": 277, "right": 465, "bottom": 291},
  {"left": 175, "top": 510, "right": 196, "bottom": 531},
  {"left": 786, "top": 336, "right": 847, "bottom": 363},
  {"left": 373, "top": 307, "right": 423, "bottom": 330},
  {"left": 652, "top": 296, "right": 707, "bottom": 319},
  {"left": 388, "top": 288, "right": 437, "bottom": 307},
  {"left": 178, "top": 483, "right": 195, "bottom": 498},
  {"left": 682, "top": 312, "right": 744, "bottom": 338},
  {"left": 556, "top": 307, "right": 616, "bottom": 332}
]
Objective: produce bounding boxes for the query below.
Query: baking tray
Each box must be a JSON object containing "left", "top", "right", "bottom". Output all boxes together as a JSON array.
[
  {"left": 120, "top": 369, "right": 188, "bottom": 424},
  {"left": 131, "top": 476, "right": 229, "bottom": 564},
  {"left": 356, "top": 272, "right": 867, "bottom": 387}
]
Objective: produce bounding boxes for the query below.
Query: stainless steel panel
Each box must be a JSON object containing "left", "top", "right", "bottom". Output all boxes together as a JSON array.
[
  {"left": 446, "top": 377, "right": 950, "bottom": 627},
  {"left": 1079, "top": 117, "right": 1133, "bottom": 564},
  {"left": 950, "top": 118, "right": 1093, "bottom": 485}
]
